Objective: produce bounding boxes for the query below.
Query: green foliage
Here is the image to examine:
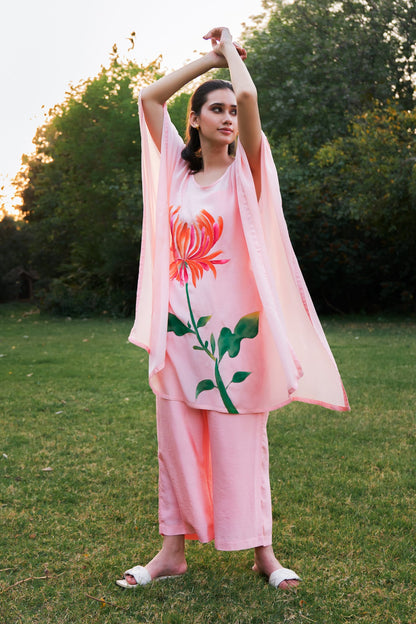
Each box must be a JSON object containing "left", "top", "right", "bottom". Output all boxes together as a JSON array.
[
  {"left": 17, "top": 51, "right": 162, "bottom": 316},
  {"left": 0, "top": 217, "right": 33, "bottom": 301},
  {"left": 288, "top": 104, "right": 416, "bottom": 311},
  {"left": 168, "top": 91, "right": 191, "bottom": 140},
  {"left": 313, "top": 104, "right": 416, "bottom": 226},
  {"left": 245, "top": 0, "right": 416, "bottom": 148}
]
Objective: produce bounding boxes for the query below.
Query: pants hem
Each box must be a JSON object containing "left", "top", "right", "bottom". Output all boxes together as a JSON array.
[
  {"left": 159, "top": 524, "right": 272, "bottom": 552},
  {"left": 214, "top": 534, "right": 273, "bottom": 551}
]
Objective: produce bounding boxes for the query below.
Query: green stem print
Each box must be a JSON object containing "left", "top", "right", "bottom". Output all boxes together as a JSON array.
[{"left": 168, "top": 283, "right": 259, "bottom": 414}]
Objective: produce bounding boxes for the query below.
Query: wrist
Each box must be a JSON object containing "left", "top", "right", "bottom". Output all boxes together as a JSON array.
[
  {"left": 220, "top": 41, "right": 241, "bottom": 65},
  {"left": 203, "top": 50, "right": 220, "bottom": 69},
  {"left": 222, "top": 40, "right": 235, "bottom": 52}
]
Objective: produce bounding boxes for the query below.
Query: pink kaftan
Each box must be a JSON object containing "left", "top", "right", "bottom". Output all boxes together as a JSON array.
[{"left": 129, "top": 96, "right": 350, "bottom": 414}]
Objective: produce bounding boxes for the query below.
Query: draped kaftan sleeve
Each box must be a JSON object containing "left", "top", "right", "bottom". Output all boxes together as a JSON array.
[
  {"left": 235, "top": 138, "right": 349, "bottom": 411},
  {"left": 128, "top": 96, "right": 186, "bottom": 378}
]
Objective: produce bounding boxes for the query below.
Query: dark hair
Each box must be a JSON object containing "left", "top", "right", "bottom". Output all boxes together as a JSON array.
[{"left": 181, "top": 79, "right": 236, "bottom": 172}]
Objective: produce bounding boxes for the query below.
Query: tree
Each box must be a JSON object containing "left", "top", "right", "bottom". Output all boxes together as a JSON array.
[
  {"left": 285, "top": 103, "right": 416, "bottom": 311},
  {"left": 245, "top": 0, "right": 416, "bottom": 150},
  {"left": 168, "top": 91, "right": 191, "bottom": 140},
  {"left": 17, "top": 51, "right": 161, "bottom": 315},
  {"left": 0, "top": 217, "right": 33, "bottom": 301}
]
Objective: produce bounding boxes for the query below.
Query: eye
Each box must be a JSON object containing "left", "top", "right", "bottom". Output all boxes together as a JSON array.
[
  {"left": 230, "top": 109, "right": 237, "bottom": 116},
  {"left": 212, "top": 106, "right": 222, "bottom": 113}
]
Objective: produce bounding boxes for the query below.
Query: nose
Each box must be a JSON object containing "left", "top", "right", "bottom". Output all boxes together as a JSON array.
[{"left": 223, "top": 111, "right": 233, "bottom": 125}]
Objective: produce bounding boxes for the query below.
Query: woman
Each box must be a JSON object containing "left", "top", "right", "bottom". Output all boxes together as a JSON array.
[{"left": 117, "top": 27, "right": 349, "bottom": 591}]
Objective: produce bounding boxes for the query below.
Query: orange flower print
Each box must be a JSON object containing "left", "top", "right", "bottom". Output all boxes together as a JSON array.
[{"left": 169, "top": 206, "right": 229, "bottom": 287}]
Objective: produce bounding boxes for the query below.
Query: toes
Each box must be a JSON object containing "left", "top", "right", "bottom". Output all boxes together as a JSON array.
[
  {"left": 280, "top": 579, "right": 299, "bottom": 590},
  {"left": 124, "top": 573, "right": 137, "bottom": 586}
]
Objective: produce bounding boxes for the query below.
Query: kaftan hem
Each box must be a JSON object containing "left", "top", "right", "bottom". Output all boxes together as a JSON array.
[{"left": 150, "top": 385, "right": 350, "bottom": 415}]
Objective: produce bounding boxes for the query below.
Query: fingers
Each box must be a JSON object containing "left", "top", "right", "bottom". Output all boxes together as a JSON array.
[
  {"left": 234, "top": 43, "right": 247, "bottom": 60},
  {"left": 203, "top": 27, "right": 231, "bottom": 42},
  {"left": 203, "top": 27, "right": 247, "bottom": 68},
  {"left": 203, "top": 28, "right": 247, "bottom": 61}
]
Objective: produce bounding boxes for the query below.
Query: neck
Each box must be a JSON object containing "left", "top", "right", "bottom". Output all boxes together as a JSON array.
[{"left": 199, "top": 141, "right": 233, "bottom": 173}]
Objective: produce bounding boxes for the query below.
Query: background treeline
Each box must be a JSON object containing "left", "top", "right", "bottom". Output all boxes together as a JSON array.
[{"left": 1, "top": 0, "right": 415, "bottom": 315}]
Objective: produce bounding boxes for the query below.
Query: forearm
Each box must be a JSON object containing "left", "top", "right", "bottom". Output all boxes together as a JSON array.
[
  {"left": 222, "top": 42, "right": 257, "bottom": 100},
  {"left": 141, "top": 54, "right": 216, "bottom": 105},
  {"left": 221, "top": 39, "right": 262, "bottom": 198}
]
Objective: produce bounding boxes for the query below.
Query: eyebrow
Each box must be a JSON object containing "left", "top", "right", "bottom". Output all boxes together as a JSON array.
[{"left": 209, "top": 102, "right": 237, "bottom": 108}]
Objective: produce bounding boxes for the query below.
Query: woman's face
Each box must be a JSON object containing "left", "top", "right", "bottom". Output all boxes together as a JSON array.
[{"left": 192, "top": 89, "right": 238, "bottom": 147}]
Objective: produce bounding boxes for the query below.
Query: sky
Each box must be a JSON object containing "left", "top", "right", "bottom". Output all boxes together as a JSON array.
[{"left": 0, "top": 0, "right": 265, "bottom": 214}]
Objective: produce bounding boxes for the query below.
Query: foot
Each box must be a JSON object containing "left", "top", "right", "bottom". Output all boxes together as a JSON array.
[
  {"left": 124, "top": 536, "right": 187, "bottom": 586},
  {"left": 253, "top": 545, "right": 300, "bottom": 590}
]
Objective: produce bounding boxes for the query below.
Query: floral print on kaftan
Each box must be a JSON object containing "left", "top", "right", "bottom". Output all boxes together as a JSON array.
[{"left": 154, "top": 160, "right": 283, "bottom": 414}]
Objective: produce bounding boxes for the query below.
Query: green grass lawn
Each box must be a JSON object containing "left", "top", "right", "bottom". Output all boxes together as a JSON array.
[{"left": 1, "top": 303, "right": 415, "bottom": 623}]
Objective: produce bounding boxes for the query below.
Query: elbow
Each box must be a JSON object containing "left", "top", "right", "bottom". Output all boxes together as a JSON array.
[
  {"left": 236, "top": 87, "right": 258, "bottom": 106},
  {"left": 140, "top": 84, "right": 165, "bottom": 107},
  {"left": 140, "top": 86, "right": 152, "bottom": 102}
]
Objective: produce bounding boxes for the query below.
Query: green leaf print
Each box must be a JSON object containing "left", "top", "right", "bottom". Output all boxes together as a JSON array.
[
  {"left": 218, "top": 312, "right": 260, "bottom": 361},
  {"left": 218, "top": 327, "right": 240, "bottom": 360},
  {"left": 197, "top": 315, "right": 212, "bottom": 328},
  {"left": 234, "top": 312, "right": 260, "bottom": 339},
  {"left": 210, "top": 333, "right": 216, "bottom": 355},
  {"left": 167, "top": 313, "right": 194, "bottom": 336},
  {"left": 230, "top": 371, "right": 252, "bottom": 384},
  {"left": 195, "top": 379, "right": 216, "bottom": 398}
]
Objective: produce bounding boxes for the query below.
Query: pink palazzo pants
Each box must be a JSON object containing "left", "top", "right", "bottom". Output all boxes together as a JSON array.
[{"left": 156, "top": 397, "right": 273, "bottom": 551}]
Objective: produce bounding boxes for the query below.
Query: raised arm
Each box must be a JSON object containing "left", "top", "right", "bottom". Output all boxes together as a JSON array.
[
  {"left": 140, "top": 55, "right": 217, "bottom": 150},
  {"left": 204, "top": 28, "right": 262, "bottom": 196}
]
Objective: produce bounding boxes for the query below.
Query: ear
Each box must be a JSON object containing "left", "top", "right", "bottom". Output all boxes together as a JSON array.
[{"left": 189, "top": 111, "right": 199, "bottom": 129}]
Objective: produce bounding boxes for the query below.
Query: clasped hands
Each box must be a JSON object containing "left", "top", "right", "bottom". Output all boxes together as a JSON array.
[{"left": 203, "top": 26, "right": 247, "bottom": 67}]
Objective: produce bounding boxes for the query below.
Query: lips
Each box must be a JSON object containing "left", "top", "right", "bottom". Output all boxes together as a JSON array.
[{"left": 219, "top": 128, "right": 233, "bottom": 135}]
